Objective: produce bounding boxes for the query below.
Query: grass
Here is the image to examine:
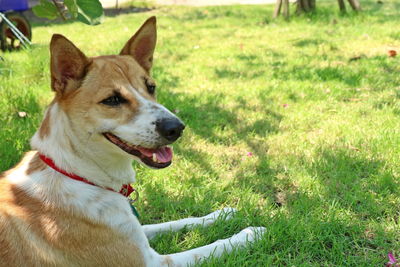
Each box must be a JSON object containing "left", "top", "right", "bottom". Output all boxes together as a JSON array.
[{"left": 1, "top": 0, "right": 400, "bottom": 265}]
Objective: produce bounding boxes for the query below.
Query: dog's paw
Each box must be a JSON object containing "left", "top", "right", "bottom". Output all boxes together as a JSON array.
[
  {"left": 202, "top": 207, "right": 237, "bottom": 225},
  {"left": 228, "top": 226, "right": 266, "bottom": 245}
]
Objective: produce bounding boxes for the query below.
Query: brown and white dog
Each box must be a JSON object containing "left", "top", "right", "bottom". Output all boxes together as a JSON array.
[{"left": 0, "top": 17, "right": 265, "bottom": 266}]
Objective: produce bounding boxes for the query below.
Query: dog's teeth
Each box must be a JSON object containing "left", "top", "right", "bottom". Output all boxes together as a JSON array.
[{"left": 152, "top": 153, "right": 157, "bottom": 162}]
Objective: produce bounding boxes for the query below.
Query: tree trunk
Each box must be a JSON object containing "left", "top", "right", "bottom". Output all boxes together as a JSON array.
[
  {"left": 296, "top": 0, "right": 303, "bottom": 14},
  {"left": 301, "top": 0, "right": 310, "bottom": 12},
  {"left": 296, "top": 0, "right": 314, "bottom": 14},
  {"left": 274, "top": 0, "right": 283, "bottom": 18},
  {"left": 309, "top": 0, "right": 316, "bottom": 10},
  {"left": 347, "top": 0, "right": 361, "bottom": 11},
  {"left": 283, "top": 0, "right": 290, "bottom": 18},
  {"left": 337, "top": 0, "right": 346, "bottom": 12},
  {"left": 273, "top": 0, "right": 317, "bottom": 18}
]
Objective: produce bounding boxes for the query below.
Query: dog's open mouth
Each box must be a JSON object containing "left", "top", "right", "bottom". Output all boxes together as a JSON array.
[{"left": 103, "top": 132, "right": 172, "bottom": 168}]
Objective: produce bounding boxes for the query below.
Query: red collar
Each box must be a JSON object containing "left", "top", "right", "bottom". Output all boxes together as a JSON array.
[{"left": 39, "top": 154, "right": 135, "bottom": 197}]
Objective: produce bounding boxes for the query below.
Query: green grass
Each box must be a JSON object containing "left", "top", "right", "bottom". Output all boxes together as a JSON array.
[{"left": 1, "top": 1, "right": 400, "bottom": 265}]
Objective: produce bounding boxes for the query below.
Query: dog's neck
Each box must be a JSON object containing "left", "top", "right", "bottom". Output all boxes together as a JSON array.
[{"left": 30, "top": 103, "right": 136, "bottom": 191}]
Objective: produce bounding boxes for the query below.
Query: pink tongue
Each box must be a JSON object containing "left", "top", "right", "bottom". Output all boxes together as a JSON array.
[
  {"left": 136, "top": 146, "right": 173, "bottom": 163},
  {"left": 156, "top": 147, "right": 173, "bottom": 163}
]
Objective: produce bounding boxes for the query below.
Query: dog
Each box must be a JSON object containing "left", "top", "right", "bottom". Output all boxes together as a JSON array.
[{"left": 0, "top": 17, "right": 265, "bottom": 266}]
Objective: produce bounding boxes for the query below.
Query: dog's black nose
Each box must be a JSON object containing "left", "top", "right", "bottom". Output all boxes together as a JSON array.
[{"left": 156, "top": 118, "right": 185, "bottom": 142}]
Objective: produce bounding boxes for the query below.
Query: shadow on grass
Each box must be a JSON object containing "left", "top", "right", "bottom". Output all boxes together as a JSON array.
[
  {"left": 153, "top": 65, "right": 387, "bottom": 220},
  {"left": 150, "top": 63, "right": 397, "bottom": 259},
  {"left": 142, "top": 64, "right": 283, "bottom": 211},
  {"left": 214, "top": 67, "right": 265, "bottom": 80},
  {"left": 161, "top": 89, "right": 280, "bottom": 146},
  {"left": 293, "top": 38, "right": 325, "bottom": 48},
  {"left": 303, "top": 148, "right": 398, "bottom": 218},
  {"left": 365, "top": 0, "right": 400, "bottom": 23},
  {"left": 170, "top": 6, "right": 269, "bottom": 22},
  {"left": 269, "top": 61, "right": 365, "bottom": 87}
]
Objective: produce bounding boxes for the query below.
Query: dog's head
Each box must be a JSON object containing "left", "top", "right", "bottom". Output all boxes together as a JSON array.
[{"left": 48, "top": 17, "right": 184, "bottom": 169}]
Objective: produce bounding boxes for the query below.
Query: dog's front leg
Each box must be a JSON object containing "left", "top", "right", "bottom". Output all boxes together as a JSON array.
[
  {"left": 148, "top": 226, "right": 265, "bottom": 267},
  {"left": 143, "top": 208, "right": 236, "bottom": 240}
]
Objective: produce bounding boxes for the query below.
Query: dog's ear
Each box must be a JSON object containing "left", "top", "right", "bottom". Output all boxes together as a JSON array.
[
  {"left": 50, "top": 34, "right": 90, "bottom": 95},
  {"left": 120, "top": 16, "right": 157, "bottom": 73}
]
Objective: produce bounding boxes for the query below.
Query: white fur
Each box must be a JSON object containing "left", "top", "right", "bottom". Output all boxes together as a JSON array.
[{"left": 31, "top": 103, "right": 136, "bottom": 191}]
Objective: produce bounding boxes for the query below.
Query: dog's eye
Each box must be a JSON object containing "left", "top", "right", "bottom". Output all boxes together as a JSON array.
[
  {"left": 101, "top": 95, "right": 126, "bottom": 106},
  {"left": 146, "top": 84, "right": 156, "bottom": 94}
]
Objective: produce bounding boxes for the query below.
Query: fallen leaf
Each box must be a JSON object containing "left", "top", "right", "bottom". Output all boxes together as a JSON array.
[
  {"left": 348, "top": 145, "right": 360, "bottom": 152},
  {"left": 388, "top": 50, "right": 397, "bottom": 57}
]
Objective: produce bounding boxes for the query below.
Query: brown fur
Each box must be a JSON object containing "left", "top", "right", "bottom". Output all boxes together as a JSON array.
[
  {"left": 161, "top": 255, "right": 175, "bottom": 267},
  {"left": 39, "top": 110, "right": 51, "bottom": 139},
  {"left": 50, "top": 34, "right": 91, "bottom": 95},
  {"left": 58, "top": 56, "right": 148, "bottom": 125},
  {"left": 0, "top": 168, "right": 145, "bottom": 267},
  {"left": 26, "top": 152, "right": 46, "bottom": 175},
  {"left": 120, "top": 16, "right": 156, "bottom": 73}
]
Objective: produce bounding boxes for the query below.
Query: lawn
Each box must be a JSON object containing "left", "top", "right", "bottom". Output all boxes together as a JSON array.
[{"left": 1, "top": 0, "right": 400, "bottom": 265}]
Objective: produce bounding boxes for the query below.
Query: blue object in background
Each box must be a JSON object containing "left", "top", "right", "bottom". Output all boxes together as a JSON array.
[{"left": 0, "top": 0, "right": 29, "bottom": 12}]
